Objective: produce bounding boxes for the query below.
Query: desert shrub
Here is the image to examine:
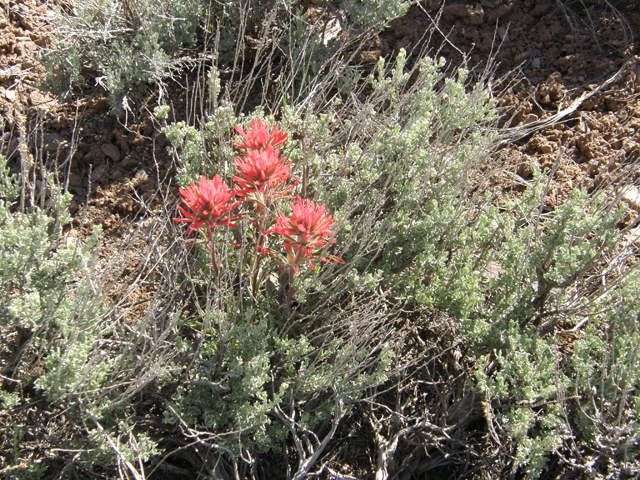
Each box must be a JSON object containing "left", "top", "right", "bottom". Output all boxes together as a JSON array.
[
  {"left": 162, "top": 49, "right": 498, "bottom": 309},
  {"left": 156, "top": 44, "right": 497, "bottom": 475},
  {"left": 569, "top": 271, "right": 640, "bottom": 477},
  {"left": 0, "top": 155, "right": 101, "bottom": 335},
  {"left": 18, "top": 0, "right": 639, "bottom": 477},
  {"left": 162, "top": 56, "right": 639, "bottom": 475},
  {"left": 41, "top": 0, "right": 411, "bottom": 108},
  {"left": 41, "top": 0, "right": 204, "bottom": 106},
  {"left": 163, "top": 304, "right": 393, "bottom": 458},
  {"left": 466, "top": 168, "right": 637, "bottom": 478},
  {"left": 161, "top": 115, "right": 395, "bottom": 475},
  {"left": 0, "top": 154, "right": 117, "bottom": 475}
]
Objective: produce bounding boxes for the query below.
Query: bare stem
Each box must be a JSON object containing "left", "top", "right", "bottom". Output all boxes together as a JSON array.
[
  {"left": 210, "top": 236, "right": 222, "bottom": 310},
  {"left": 287, "top": 249, "right": 305, "bottom": 309}
]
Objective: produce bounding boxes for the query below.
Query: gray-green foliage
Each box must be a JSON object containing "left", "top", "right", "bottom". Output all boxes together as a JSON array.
[
  {"left": 0, "top": 155, "right": 124, "bottom": 474},
  {"left": 304, "top": 51, "right": 497, "bottom": 312},
  {"left": 0, "top": 157, "right": 100, "bottom": 334},
  {"left": 571, "top": 272, "right": 640, "bottom": 476},
  {"left": 42, "top": 0, "right": 203, "bottom": 106},
  {"left": 481, "top": 167, "right": 622, "bottom": 325},
  {"left": 0, "top": 155, "right": 107, "bottom": 402},
  {"left": 472, "top": 267, "right": 639, "bottom": 479},
  {"left": 164, "top": 51, "right": 497, "bottom": 306},
  {"left": 466, "top": 173, "right": 633, "bottom": 478},
  {"left": 164, "top": 305, "right": 393, "bottom": 454},
  {"left": 41, "top": 0, "right": 414, "bottom": 108},
  {"left": 340, "top": 0, "right": 411, "bottom": 29},
  {"left": 38, "top": 0, "right": 635, "bottom": 469},
  {"left": 475, "top": 322, "right": 571, "bottom": 479},
  {"left": 158, "top": 48, "right": 494, "bottom": 468}
]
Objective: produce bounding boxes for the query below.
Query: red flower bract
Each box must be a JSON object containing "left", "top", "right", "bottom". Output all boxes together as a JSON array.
[
  {"left": 233, "top": 146, "right": 295, "bottom": 200},
  {"left": 265, "top": 197, "right": 341, "bottom": 272},
  {"left": 173, "top": 175, "right": 236, "bottom": 234},
  {"left": 235, "top": 119, "right": 288, "bottom": 152}
]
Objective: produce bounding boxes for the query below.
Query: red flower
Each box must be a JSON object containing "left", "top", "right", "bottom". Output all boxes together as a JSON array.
[
  {"left": 233, "top": 146, "right": 296, "bottom": 201},
  {"left": 235, "top": 119, "right": 288, "bottom": 153},
  {"left": 264, "top": 197, "right": 343, "bottom": 273},
  {"left": 173, "top": 176, "right": 237, "bottom": 234}
]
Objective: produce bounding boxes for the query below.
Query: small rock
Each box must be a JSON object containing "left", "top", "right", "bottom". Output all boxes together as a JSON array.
[
  {"left": 524, "top": 114, "right": 539, "bottom": 124},
  {"left": 442, "top": 4, "right": 469, "bottom": 19},
  {"left": 394, "top": 36, "right": 412, "bottom": 55},
  {"left": 514, "top": 51, "right": 529, "bottom": 64},
  {"left": 62, "top": 230, "right": 78, "bottom": 248},
  {"left": 28, "top": 89, "right": 47, "bottom": 106},
  {"left": 424, "top": 0, "right": 443, "bottom": 10},
  {"left": 531, "top": 57, "right": 541, "bottom": 69},
  {"left": 487, "top": 4, "right": 513, "bottom": 23},
  {"left": 34, "top": 132, "right": 68, "bottom": 154},
  {"left": 469, "top": 4, "right": 484, "bottom": 25},
  {"left": 497, "top": 26, "right": 509, "bottom": 42},
  {"left": 130, "top": 169, "right": 149, "bottom": 187},
  {"left": 101, "top": 143, "right": 120, "bottom": 162},
  {"left": 539, "top": 143, "right": 553, "bottom": 154},
  {"left": 91, "top": 164, "right": 109, "bottom": 182},
  {"left": 109, "top": 169, "right": 123, "bottom": 181},
  {"left": 4, "top": 89, "right": 16, "bottom": 101},
  {"left": 321, "top": 17, "right": 342, "bottom": 46},
  {"left": 622, "top": 186, "right": 640, "bottom": 211},
  {"left": 68, "top": 172, "right": 82, "bottom": 188},
  {"left": 606, "top": 97, "right": 621, "bottom": 112}
]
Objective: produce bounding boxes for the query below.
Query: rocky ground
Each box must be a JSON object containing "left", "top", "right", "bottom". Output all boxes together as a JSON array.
[{"left": 1, "top": 0, "right": 639, "bottom": 242}]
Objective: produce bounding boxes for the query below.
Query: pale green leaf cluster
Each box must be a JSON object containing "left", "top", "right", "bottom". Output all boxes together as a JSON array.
[
  {"left": 164, "top": 307, "right": 392, "bottom": 453},
  {"left": 341, "top": 0, "right": 411, "bottom": 29},
  {"left": 475, "top": 321, "right": 571, "bottom": 478},
  {"left": 0, "top": 158, "right": 100, "bottom": 334},
  {"left": 41, "top": 0, "right": 203, "bottom": 106}
]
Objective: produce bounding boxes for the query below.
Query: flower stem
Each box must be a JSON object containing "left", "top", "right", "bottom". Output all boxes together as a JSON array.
[
  {"left": 286, "top": 249, "right": 305, "bottom": 309},
  {"left": 252, "top": 214, "right": 266, "bottom": 297},
  {"left": 287, "top": 265, "right": 295, "bottom": 309},
  {"left": 210, "top": 239, "right": 222, "bottom": 310}
]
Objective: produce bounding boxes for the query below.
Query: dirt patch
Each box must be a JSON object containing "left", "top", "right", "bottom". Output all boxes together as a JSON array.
[{"left": 382, "top": 0, "right": 640, "bottom": 218}]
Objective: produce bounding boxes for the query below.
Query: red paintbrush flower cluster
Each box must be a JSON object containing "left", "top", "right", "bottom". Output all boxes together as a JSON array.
[
  {"left": 173, "top": 118, "right": 342, "bottom": 306},
  {"left": 233, "top": 145, "right": 295, "bottom": 203},
  {"left": 265, "top": 197, "right": 339, "bottom": 274},
  {"left": 235, "top": 119, "right": 288, "bottom": 153},
  {"left": 174, "top": 175, "right": 237, "bottom": 235}
]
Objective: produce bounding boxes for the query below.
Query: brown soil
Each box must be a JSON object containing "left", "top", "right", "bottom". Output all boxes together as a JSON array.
[
  {"left": 2, "top": 0, "right": 639, "bottom": 240},
  {"left": 1, "top": 0, "right": 639, "bottom": 477},
  {"left": 381, "top": 1, "right": 640, "bottom": 218}
]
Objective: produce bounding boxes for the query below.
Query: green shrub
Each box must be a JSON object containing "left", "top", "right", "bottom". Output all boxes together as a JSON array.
[
  {"left": 41, "top": 0, "right": 414, "bottom": 108},
  {"left": 0, "top": 156, "right": 101, "bottom": 334},
  {"left": 0, "top": 154, "right": 115, "bottom": 475},
  {"left": 22, "top": 0, "right": 639, "bottom": 475},
  {"left": 570, "top": 272, "right": 640, "bottom": 477},
  {"left": 466, "top": 168, "right": 635, "bottom": 478},
  {"left": 340, "top": 0, "right": 411, "bottom": 29},
  {"left": 41, "top": 0, "right": 203, "bottom": 106}
]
